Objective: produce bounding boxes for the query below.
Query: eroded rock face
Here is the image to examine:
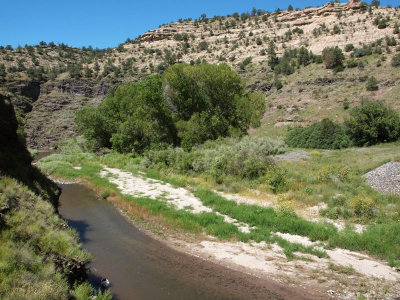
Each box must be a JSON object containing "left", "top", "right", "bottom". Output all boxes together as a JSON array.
[
  {"left": 10, "top": 79, "right": 116, "bottom": 149},
  {"left": 279, "top": 0, "right": 361, "bottom": 23},
  {"left": 0, "top": 94, "right": 60, "bottom": 207},
  {"left": 140, "top": 28, "right": 178, "bottom": 42}
]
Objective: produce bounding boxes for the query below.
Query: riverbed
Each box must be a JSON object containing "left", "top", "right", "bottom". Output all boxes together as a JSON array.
[{"left": 58, "top": 183, "right": 319, "bottom": 300}]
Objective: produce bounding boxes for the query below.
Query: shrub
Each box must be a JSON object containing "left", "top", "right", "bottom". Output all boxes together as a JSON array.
[
  {"left": 346, "top": 59, "right": 358, "bottom": 68},
  {"left": 274, "top": 79, "right": 283, "bottom": 90},
  {"left": 353, "top": 48, "right": 369, "bottom": 58},
  {"left": 351, "top": 196, "right": 376, "bottom": 219},
  {"left": 198, "top": 41, "right": 209, "bottom": 51},
  {"left": 366, "top": 76, "right": 379, "bottom": 91},
  {"left": 323, "top": 47, "right": 344, "bottom": 70},
  {"left": 265, "top": 164, "right": 288, "bottom": 193},
  {"left": 345, "top": 101, "right": 400, "bottom": 146},
  {"left": 391, "top": 54, "right": 400, "bottom": 67},
  {"left": 285, "top": 119, "right": 352, "bottom": 149},
  {"left": 100, "top": 190, "right": 111, "bottom": 199},
  {"left": 345, "top": 44, "right": 354, "bottom": 52},
  {"left": 343, "top": 99, "right": 350, "bottom": 110},
  {"left": 333, "top": 25, "right": 341, "bottom": 34},
  {"left": 144, "top": 136, "right": 286, "bottom": 181},
  {"left": 317, "top": 165, "right": 349, "bottom": 182},
  {"left": 276, "top": 195, "right": 296, "bottom": 217}
]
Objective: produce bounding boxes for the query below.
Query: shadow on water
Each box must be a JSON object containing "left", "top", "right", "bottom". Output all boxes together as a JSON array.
[
  {"left": 65, "top": 219, "right": 91, "bottom": 243},
  {"left": 58, "top": 183, "right": 322, "bottom": 300}
]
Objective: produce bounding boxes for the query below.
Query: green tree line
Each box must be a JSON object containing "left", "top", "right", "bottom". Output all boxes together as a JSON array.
[{"left": 75, "top": 63, "right": 265, "bottom": 153}]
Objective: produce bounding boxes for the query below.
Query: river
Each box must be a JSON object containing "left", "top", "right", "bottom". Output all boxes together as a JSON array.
[{"left": 58, "top": 183, "right": 320, "bottom": 300}]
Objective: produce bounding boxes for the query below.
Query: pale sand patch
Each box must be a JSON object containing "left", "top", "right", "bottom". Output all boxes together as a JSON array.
[
  {"left": 273, "top": 232, "right": 398, "bottom": 281},
  {"left": 100, "top": 167, "right": 251, "bottom": 233},
  {"left": 215, "top": 212, "right": 254, "bottom": 234},
  {"left": 101, "top": 167, "right": 212, "bottom": 214},
  {"left": 195, "top": 240, "right": 285, "bottom": 275},
  {"left": 326, "top": 249, "right": 399, "bottom": 281},
  {"left": 275, "top": 232, "right": 318, "bottom": 248},
  {"left": 189, "top": 235, "right": 399, "bottom": 283}
]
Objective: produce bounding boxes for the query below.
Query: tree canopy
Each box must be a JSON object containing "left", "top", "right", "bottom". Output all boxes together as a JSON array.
[{"left": 75, "top": 63, "right": 265, "bottom": 153}]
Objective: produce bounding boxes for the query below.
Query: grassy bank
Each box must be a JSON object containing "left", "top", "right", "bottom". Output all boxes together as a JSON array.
[
  {"left": 37, "top": 139, "right": 400, "bottom": 267},
  {"left": 0, "top": 177, "right": 111, "bottom": 299}
]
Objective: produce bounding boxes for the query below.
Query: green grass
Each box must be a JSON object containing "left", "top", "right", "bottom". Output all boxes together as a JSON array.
[
  {"left": 37, "top": 145, "right": 400, "bottom": 266},
  {"left": 0, "top": 177, "right": 111, "bottom": 299}
]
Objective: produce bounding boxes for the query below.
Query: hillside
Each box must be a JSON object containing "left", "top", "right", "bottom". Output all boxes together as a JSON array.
[
  {"left": 0, "top": 0, "right": 399, "bottom": 148},
  {"left": 0, "top": 95, "right": 111, "bottom": 299}
]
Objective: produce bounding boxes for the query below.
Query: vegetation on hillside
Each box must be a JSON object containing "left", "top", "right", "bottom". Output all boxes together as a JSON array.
[{"left": 285, "top": 101, "right": 400, "bottom": 149}]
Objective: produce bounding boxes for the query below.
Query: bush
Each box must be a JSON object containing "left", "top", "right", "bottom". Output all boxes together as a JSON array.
[
  {"left": 345, "top": 44, "right": 354, "bottom": 52},
  {"left": 345, "top": 101, "right": 400, "bottom": 146},
  {"left": 346, "top": 59, "right": 358, "bottom": 68},
  {"left": 366, "top": 76, "right": 379, "bottom": 91},
  {"left": 144, "top": 136, "right": 286, "bottom": 181},
  {"left": 391, "top": 54, "right": 400, "bottom": 67},
  {"left": 351, "top": 196, "right": 376, "bottom": 219},
  {"left": 323, "top": 47, "right": 344, "bottom": 70},
  {"left": 285, "top": 119, "right": 352, "bottom": 149},
  {"left": 265, "top": 164, "right": 288, "bottom": 193}
]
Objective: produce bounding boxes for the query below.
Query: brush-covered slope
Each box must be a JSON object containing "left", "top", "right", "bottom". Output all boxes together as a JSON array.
[{"left": 0, "top": 0, "right": 399, "bottom": 148}]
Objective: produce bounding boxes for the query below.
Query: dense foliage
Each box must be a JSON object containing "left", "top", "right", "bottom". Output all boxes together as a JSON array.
[
  {"left": 285, "top": 119, "right": 352, "bottom": 149},
  {"left": 286, "top": 102, "right": 400, "bottom": 149},
  {"left": 143, "top": 136, "right": 286, "bottom": 183},
  {"left": 345, "top": 101, "right": 400, "bottom": 146},
  {"left": 76, "top": 63, "right": 265, "bottom": 153},
  {"left": 322, "top": 46, "right": 345, "bottom": 71}
]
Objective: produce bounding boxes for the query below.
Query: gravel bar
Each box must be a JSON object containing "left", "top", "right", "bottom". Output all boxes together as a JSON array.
[{"left": 363, "top": 162, "right": 400, "bottom": 196}]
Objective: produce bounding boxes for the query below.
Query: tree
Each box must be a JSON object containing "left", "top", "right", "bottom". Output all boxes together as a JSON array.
[
  {"left": 0, "top": 64, "right": 6, "bottom": 81},
  {"left": 333, "top": 25, "right": 341, "bottom": 34},
  {"left": 76, "top": 64, "right": 265, "bottom": 152},
  {"left": 267, "top": 41, "right": 279, "bottom": 69},
  {"left": 366, "top": 76, "right": 379, "bottom": 91},
  {"left": 84, "top": 67, "right": 93, "bottom": 78},
  {"left": 345, "top": 101, "right": 400, "bottom": 146},
  {"left": 286, "top": 118, "right": 352, "bottom": 149},
  {"left": 322, "top": 46, "right": 344, "bottom": 70},
  {"left": 76, "top": 75, "right": 176, "bottom": 153},
  {"left": 371, "top": 0, "right": 380, "bottom": 7},
  {"left": 391, "top": 54, "right": 400, "bottom": 67},
  {"left": 288, "top": 4, "right": 294, "bottom": 11}
]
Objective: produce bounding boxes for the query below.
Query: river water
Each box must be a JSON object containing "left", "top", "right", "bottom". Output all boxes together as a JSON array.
[{"left": 58, "top": 183, "right": 320, "bottom": 300}]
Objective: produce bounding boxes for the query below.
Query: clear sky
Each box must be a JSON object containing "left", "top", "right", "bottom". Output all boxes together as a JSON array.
[{"left": 1, "top": 0, "right": 399, "bottom": 49}]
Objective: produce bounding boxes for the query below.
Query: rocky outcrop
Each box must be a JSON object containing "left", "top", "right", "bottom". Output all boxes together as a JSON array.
[
  {"left": 10, "top": 78, "right": 116, "bottom": 149},
  {"left": 42, "top": 79, "right": 113, "bottom": 98},
  {"left": 279, "top": 0, "right": 361, "bottom": 24},
  {"left": 24, "top": 93, "right": 91, "bottom": 149},
  {"left": 140, "top": 28, "right": 177, "bottom": 42},
  {"left": 0, "top": 94, "right": 60, "bottom": 207},
  {"left": 6, "top": 80, "right": 41, "bottom": 101}
]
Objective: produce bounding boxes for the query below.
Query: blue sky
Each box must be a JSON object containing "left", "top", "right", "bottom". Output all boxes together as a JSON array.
[{"left": 1, "top": 0, "right": 399, "bottom": 49}]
